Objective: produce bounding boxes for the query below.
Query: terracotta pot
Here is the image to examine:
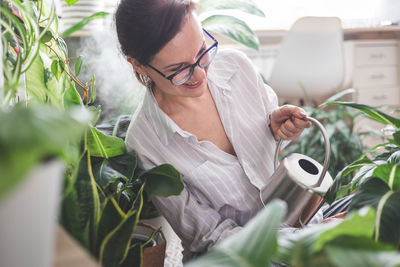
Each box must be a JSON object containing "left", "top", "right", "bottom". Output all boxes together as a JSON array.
[{"left": 133, "top": 222, "right": 166, "bottom": 267}]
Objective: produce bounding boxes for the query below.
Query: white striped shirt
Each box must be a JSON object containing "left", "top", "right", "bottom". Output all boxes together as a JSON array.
[{"left": 126, "top": 49, "right": 286, "bottom": 255}]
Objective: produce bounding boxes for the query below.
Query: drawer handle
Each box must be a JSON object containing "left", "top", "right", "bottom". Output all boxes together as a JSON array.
[
  {"left": 369, "top": 74, "right": 385, "bottom": 80},
  {"left": 370, "top": 53, "right": 385, "bottom": 59},
  {"left": 372, "top": 95, "right": 387, "bottom": 100}
]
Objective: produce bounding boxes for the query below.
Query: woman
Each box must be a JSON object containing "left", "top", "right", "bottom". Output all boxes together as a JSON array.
[{"left": 116, "top": 0, "right": 313, "bottom": 259}]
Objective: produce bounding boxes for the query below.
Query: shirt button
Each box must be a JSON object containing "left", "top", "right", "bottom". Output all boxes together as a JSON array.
[{"left": 222, "top": 89, "right": 228, "bottom": 96}]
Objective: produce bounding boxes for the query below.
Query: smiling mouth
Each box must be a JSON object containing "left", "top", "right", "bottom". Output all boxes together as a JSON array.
[{"left": 184, "top": 80, "right": 201, "bottom": 87}]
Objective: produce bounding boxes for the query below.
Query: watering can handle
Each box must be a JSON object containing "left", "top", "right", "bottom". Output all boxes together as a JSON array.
[{"left": 273, "top": 116, "right": 331, "bottom": 188}]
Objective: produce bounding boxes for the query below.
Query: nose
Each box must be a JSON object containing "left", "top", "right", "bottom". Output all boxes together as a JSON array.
[{"left": 189, "top": 64, "right": 206, "bottom": 81}]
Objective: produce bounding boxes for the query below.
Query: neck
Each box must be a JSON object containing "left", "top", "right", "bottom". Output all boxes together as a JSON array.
[{"left": 153, "top": 87, "right": 209, "bottom": 116}]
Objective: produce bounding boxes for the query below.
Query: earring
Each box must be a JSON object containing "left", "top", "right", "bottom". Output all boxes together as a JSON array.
[{"left": 138, "top": 73, "right": 154, "bottom": 88}]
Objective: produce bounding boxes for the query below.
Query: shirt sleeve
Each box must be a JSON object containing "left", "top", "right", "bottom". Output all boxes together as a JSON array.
[{"left": 139, "top": 155, "right": 242, "bottom": 254}]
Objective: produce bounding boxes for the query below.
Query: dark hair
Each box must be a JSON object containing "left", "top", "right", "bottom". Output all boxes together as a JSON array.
[{"left": 115, "top": 0, "right": 195, "bottom": 65}]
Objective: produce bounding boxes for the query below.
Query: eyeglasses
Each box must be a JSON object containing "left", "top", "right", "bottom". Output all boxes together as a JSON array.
[{"left": 147, "top": 28, "right": 218, "bottom": 86}]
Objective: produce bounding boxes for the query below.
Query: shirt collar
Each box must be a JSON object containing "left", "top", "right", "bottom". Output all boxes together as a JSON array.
[
  {"left": 143, "top": 90, "right": 184, "bottom": 146},
  {"left": 206, "top": 50, "right": 238, "bottom": 90}
]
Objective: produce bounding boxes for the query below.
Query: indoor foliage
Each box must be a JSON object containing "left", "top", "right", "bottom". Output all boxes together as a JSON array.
[{"left": 1, "top": 1, "right": 184, "bottom": 266}]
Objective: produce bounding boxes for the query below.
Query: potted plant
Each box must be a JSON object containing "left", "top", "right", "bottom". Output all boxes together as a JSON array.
[
  {"left": 323, "top": 101, "right": 400, "bottom": 249},
  {"left": 2, "top": 1, "right": 183, "bottom": 267},
  {"left": 0, "top": 1, "right": 87, "bottom": 266}
]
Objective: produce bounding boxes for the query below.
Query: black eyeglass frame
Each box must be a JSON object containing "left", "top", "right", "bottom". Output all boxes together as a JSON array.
[{"left": 147, "top": 28, "right": 218, "bottom": 86}]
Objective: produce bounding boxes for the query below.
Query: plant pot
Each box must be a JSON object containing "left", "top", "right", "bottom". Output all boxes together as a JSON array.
[
  {"left": 133, "top": 222, "right": 166, "bottom": 267},
  {"left": 0, "top": 160, "right": 64, "bottom": 267}
]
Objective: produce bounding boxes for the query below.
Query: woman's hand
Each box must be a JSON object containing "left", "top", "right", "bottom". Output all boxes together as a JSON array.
[
  {"left": 269, "top": 105, "right": 311, "bottom": 141},
  {"left": 322, "top": 211, "right": 348, "bottom": 223}
]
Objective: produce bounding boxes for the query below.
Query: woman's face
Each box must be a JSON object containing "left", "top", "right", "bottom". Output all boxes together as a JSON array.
[{"left": 145, "top": 13, "right": 210, "bottom": 100}]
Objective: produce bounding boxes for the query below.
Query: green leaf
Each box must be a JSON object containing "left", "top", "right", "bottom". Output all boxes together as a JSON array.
[
  {"left": 40, "top": 29, "right": 53, "bottom": 43},
  {"left": 202, "top": 15, "right": 259, "bottom": 50},
  {"left": 92, "top": 151, "right": 137, "bottom": 189},
  {"left": 75, "top": 55, "right": 83, "bottom": 76},
  {"left": 393, "top": 132, "right": 400, "bottom": 147},
  {"left": 0, "top": 106, "right": 86, "bottom": 200},
  {"left": 325, "top": 102, "right": 400, "bottom": 128},
  {"left": 373, "top": 164, "right": 400, "bottom": 191},
  {"left": 57, "top": 37, "right": 68, "bottom": 57},
  {"left": 87, "top": 127, "right": 125, "bottom": 158},
  {"left": 325, "top": 245, "right": 400, "bottom": 267},
  {"left": 197, "top": 0, "right": 265, "bottom": 17},
  {"left": 186, "top": 200, "right": 286, "bottom": 267},
  {"left": 50, "top": 59, "right": 65, "bottom": 81},
  {"left": 139, "top": 164, "right": 184, "bottom": 198},
  {"left": 99, "top": 210, "right": 137, "bottom": 267},
  {"left": 275, "top": 208, "right": 376, "bottom": 266},
  {"left": 64, "top": 0, "right": 80, "bottom": 6},
  {"left": 388, "top": 150, "right": 400, "bottom": 165},
  {"left": 61, "top": 11, "right": 109, "bottom": 38},
  {"left": 89, "top": 74, "right": 96, "bottom": 104},
  {"left": 95, "top": 198, "right": 125, "bottom": 256},
  {"left": 349, "top": 178, "right": 400, "bottom": 247},
  {"left": 25, "top": 52, "right": 47, "bottom": 102},
  {"left": 63, "top": 82, "right": 83, "bottom": 107},
  {"left": 60, "top": 181, "right": 87, "bottom": 245}
]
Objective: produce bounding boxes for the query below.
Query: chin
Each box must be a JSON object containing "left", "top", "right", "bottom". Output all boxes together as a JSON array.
[{"left": 181, "top": 78, "right": 207, "bottom": 97}]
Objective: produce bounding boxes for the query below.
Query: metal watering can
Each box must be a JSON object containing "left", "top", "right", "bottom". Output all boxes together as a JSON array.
[{"left": 260, "top": 117, "right": 333, "bottom": 227}]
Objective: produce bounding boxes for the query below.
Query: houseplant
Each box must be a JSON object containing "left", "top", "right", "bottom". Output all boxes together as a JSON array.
[
  {"left": 280, "top": 89, "right": 365, "bottom": 179},
  {"left": 1, "top": 1, "right": 184, "bottom": 266},
  {"left": 197, "top": 0, "right": 265, "bottom": 50},
  {"left": 323, "top": 101, "right": 400, "bottom": 249},
  {"left": 0, "top": 1, "right": 87, "bottom": 266},
  {"left": 186, "top": 200, "right": 400, "bottom": 267}
]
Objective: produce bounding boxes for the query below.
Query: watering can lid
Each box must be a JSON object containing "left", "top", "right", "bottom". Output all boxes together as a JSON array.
[{"left": 284, "top": 153, "right": 333, "bottom": 194}]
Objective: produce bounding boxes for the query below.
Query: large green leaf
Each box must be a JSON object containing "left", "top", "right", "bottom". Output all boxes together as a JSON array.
[
  {"left": 325, "top": 245, "right": 400, "bottom": 267},
  {"left": 139, "top": 164, "right": 184, "bottom": 198},
  {"left": 99, "top": 210, "right": 137, "bottom": 267},
  {"left": 87, "top": 127, "right": 125, "bottom": 158},
  {"left": 373, "top": 163, "right": 400, "bottom": 191},
  {"left": 202, "top": 15, "right": 259, "bottom": 50},
  {"left": 325, "top": 158, "right": 374, "bottom": 203},
  {"left": 349, "top": 178, "right": 400, "bottom": 247},
  {"left": 61, "top": 12, "right": 109, "bottom": 38},
  {"left": 92, "top": 151, "right": 137, "bottom": 189},
  {"left": 275, "top": 208, "right": 376, "bottom": 266},
  {"left": 325, "top": 102, "right": 400, "bottom": 128},
  {"left": 60, "top": 179, "right": 87, "bottom": 245},
  {"left": 24, "top": 50, "right": 47, "bottom": 102},
  {"left": 197, "top": 0, "right": 265, "bottom": 17},
  {"left": 95, "top": 198, "right": 125, "bottom": 256},
  {"left": 186, "top": 200, "right": 286, "bottom": 267},
  {"left": 0, "top": 106, "right": 86, "bottom": 200}
]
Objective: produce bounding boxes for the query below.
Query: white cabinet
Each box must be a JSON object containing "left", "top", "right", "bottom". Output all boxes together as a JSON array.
[
  {"left": 352, "top": 40, "right": 400, "bottom": 106},
  {"left": 352, "top": 40, "right": 400, "bottom": 148}
]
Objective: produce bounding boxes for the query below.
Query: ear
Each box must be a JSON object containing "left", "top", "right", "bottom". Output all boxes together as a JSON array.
[{"left": 127, "top": 56, "right": 147, "bottom": 76}]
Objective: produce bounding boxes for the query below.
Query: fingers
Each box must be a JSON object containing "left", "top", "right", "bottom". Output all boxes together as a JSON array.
[
  {"left": 271, "top": 105, "right": 308, "bottom": 123},
  {"left": 270, "top": 105, "right": 311, "bottom": 140},
  {"left": 275, "top": 117, "right": 311, "bottom": 140},
  {"left": 322, "top": 211, "right": 348, "bottom": 223},
  {"left": 292, "top": 116, "right": 312, "bottom": 129}
]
